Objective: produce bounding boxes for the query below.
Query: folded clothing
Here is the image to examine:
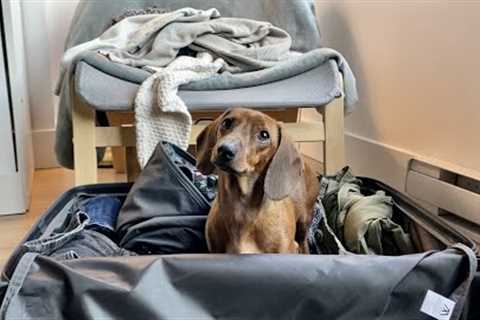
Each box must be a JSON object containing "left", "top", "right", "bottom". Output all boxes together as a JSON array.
[
  {"left": 76, "top": 194, "right": 123, "bottom": 238},
  {"left": 23, "top": 195, "right": 135, "bottom": 260},
  {"left": 307, "top": 199, "right": 348, "bottom": 255},
  {"left": 309, "top": 167, "right": 415, "bottom": 255}
]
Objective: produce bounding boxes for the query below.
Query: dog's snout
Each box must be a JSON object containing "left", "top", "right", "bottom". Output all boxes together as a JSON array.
[{"left": 217, "top": 143, "right": 237, "bottom": 163}]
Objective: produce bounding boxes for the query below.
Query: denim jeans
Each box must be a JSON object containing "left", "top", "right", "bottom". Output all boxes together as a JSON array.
[
  {"left": 71, "top": 193, "right": 123, "bottom": 236},
  {"left": 23, "top": 199, "right": 134, "bottom": 260}
]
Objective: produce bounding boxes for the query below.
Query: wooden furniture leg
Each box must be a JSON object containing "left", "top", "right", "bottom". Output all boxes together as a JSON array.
[
  {"left": 72, "top": 94, "right": 97, "bottom": 186},
  {"left": 106, "top": 113, "right": 134, "bottom": 174},
  {"left": 322, "top": 96, "right": 345, "bottom": 175},
  {"left": 125, "top": 146, "right": 141, "bottom": 182}
]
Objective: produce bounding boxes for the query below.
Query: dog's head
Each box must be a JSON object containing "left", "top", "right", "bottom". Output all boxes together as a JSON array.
[{"left": 196, "top": 108, "right": 303, "bottom": 200}]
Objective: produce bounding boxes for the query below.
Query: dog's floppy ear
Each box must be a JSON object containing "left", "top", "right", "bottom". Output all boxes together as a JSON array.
[
  {"left": 264, "top": 127, "right": 303, "bottom": 200},
  {"left": 196, "top": 118, "right": 220, "bottom": 175}
]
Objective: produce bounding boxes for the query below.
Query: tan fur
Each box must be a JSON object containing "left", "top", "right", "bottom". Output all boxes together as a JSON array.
[{"left": 197, "top": 108, "right": 319, "bottom": 254}]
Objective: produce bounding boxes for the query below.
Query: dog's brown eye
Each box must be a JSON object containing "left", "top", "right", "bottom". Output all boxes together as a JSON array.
[
  {"left": 257, "top": 130, "right": 270, "bottom": 141},
  {"left": 221, "top": 118, "right": 233, "bottom": 130}
]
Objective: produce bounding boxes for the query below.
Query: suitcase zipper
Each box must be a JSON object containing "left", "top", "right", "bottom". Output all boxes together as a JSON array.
[{"left": 159, "top": 143, "right": 211, "bottom": 209}]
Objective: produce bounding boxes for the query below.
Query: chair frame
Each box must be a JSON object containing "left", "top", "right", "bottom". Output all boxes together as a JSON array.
[{"left": 72, "top": 89, "right": 345, "bottom": 186}]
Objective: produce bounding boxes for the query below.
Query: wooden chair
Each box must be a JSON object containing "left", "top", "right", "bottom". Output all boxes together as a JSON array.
[
  {"left": 63, "top": 0, "right": 345, "bottom": 185},
  {"left": 67, "top": 1, "right": 346, "bottom": 186}
]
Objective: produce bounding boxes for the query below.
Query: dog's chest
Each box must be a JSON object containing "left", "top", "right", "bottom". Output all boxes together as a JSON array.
[{"left": 223, "top": 198, "right": 297, "bottom": 253}]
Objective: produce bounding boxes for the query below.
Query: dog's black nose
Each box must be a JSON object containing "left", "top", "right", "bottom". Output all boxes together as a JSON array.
[{"left": 217, "top": 144, "right": 236, "bottom": 163}]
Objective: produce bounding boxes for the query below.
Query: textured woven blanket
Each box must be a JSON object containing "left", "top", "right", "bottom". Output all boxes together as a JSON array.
[{"left": 135, "top": 53, "right": 224, "bottom": 167}]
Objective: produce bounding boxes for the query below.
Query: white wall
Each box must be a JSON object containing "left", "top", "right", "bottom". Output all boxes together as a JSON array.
[
  {"left": 302, "top": 0, "right": 480, "bottom": 190},
  {"left": 22, "top": 0, "right": 79, "bottom": 168}
]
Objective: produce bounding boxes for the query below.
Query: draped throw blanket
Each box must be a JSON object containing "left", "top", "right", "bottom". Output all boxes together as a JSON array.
[
  {"left": 135, "top": 53, "right": 225, "bottom": 167},
  {"left": 56, "top": 8, "right": 295, "bottom": 91}
]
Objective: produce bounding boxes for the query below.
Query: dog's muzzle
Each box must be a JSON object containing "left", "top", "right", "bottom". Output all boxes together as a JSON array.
[{"left": 216, "top": 143, "right": 236, "bottom": 162}]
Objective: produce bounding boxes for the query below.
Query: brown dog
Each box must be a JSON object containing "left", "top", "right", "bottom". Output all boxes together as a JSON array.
[{"left": 196, "top": 108, "right": 319, "bottom": 254}]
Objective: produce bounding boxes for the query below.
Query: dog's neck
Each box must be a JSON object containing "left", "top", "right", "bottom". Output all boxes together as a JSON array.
[{"left": 217, "top": 171, "right": 265, "bottom": 209}]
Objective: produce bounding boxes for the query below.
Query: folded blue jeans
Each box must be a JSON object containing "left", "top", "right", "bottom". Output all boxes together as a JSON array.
[
  {"left": 23, "top": 210, "right": 134, "bottom": 260},
  {"left": 71, "top": 193, "right": 123, "bottom": 235}
]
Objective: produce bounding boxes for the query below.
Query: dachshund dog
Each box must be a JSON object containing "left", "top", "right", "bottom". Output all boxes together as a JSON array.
[{"left": 196, "top": 108, "right": 319, "bottom": 254}]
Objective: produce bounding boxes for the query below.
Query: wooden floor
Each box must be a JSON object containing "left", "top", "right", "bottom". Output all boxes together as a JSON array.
[{"left": 0, "top": 168, "right": 125, "bottom": 267}]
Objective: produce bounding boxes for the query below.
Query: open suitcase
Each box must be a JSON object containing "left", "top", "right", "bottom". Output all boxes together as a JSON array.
[{"left": 0, "top": 142, "right": 478, "bottom": 320}]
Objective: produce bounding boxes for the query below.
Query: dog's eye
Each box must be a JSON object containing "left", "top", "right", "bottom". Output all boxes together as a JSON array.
[
  {"left": 221, "top": 118, "right": 233, "bottom": 130},
  {"left": 257, "top": 130, "right": 270, "bottom": 141}
]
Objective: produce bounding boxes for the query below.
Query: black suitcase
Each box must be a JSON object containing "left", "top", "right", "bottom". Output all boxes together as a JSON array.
[{"left": 0, "top": 142, "right": 477, "bottom": 320}]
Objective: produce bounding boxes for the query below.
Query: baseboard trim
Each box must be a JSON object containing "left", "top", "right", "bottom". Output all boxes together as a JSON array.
[
  {"left": 301, "top": 132, "right": 437, "bottom": 192},
  {"left": 32, "top": 128, "right": 59, "bottom": 169}
]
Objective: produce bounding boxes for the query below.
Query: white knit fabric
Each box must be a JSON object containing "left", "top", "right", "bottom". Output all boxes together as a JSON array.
[{"left": 135, "top": 53, "right": 225, "bottom": 168}]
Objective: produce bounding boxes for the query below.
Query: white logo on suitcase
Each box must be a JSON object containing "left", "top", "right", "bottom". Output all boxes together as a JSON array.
[{"left": 420, "top": 290, "right": 456, "bottom": 320}]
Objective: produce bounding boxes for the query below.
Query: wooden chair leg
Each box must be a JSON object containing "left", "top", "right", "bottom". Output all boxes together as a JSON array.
[
  {"left": 322, "top": 97, "right": 345, "bottom": 175},
  {"left": 106, "top": 113, "right": 130, "bottom": 174},
  {"left": 110, "top": 147, "right": 126, "bottom": 174},
  {"left": 125, "top": 146, "right": 141, "bottom": 182},
  {"left": 72, "top": 94, "right": 97, "bottom": 186}
]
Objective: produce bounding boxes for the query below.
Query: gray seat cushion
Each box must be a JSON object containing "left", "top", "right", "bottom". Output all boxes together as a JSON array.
[{"left": 75, "top": 59, "right": 341, "bottom": 112}]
